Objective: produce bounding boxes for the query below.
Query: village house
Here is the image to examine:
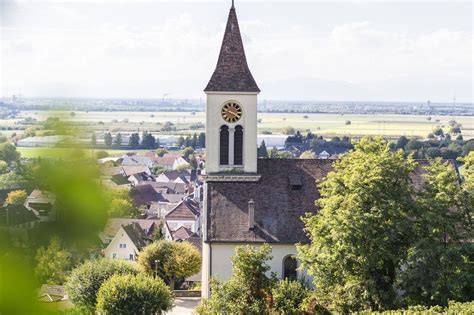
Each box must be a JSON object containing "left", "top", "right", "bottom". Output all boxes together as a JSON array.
[
  {"left": 103, "top": 222, "right": 149, "bottom": 261},
  {"left": 164, "top": 198, "right": 200, "bottom": 240},
  {"left": 25, "top": 189, "right": 56, "bottom": 221}
]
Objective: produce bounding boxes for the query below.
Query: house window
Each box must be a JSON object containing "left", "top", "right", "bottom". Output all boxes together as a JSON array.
[
  {"left": 119, "top": 243, "right": 126, "bottom": 248},
  {"left": 220, "top": 125, "right": 229, "bottom": 165},
  {"left": 234, "top": 125, "right": 243, "bottom": 165},
  {"left": 112, "top": 253, "right": 117, "bottom": 259},
  {"left": 282, "top": 255, "right": 297, "bottom": 280},
  {"left": 129, "top": 254, "right": 134, "bottom": 260}
]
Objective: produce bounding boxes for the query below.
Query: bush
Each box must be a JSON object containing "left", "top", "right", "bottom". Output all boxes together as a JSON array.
[
  {"left": 95, "top": 150, "right": 109, "bottom": 160},
  {"left": 271, "top": 279, "right": 308, "bottom": 314},
  {"left": 96, "top": 274, "right": 173, "bottom": 314},
  {"left": 358, "top": 300, "right": 474, "bottom": 314},
  {"left": 65, "top": 259, "right": 138, "bottom": 310}
]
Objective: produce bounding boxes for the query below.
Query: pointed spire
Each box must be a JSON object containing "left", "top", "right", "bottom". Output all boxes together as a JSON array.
[{"left": 204, "top": 4, "right": 260, "bottom": 93}]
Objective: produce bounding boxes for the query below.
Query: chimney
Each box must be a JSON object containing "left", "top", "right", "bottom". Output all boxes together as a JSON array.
[{"left": 248, "top": 199, "right": 255, "bottom": 230}]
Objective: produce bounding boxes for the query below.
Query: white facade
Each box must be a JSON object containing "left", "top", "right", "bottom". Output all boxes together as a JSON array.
[
  {"left": 202, "top": 243, "right": 310, "bottom": 297},
  {"left": 103, "top": 226, "right": 140, "bottom": 261},
  {"left": 205, "top": 92, "right": 258, "bottom": 174}
]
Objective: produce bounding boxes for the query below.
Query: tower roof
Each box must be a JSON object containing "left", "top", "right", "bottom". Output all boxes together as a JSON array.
[{"left": 204, "top": 5, "right": 260, "bottom": 93}]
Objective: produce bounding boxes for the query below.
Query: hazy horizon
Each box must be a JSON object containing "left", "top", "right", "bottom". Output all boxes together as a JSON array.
[{"left": 1, "top": 0, "right": 472, "bottom": 102}]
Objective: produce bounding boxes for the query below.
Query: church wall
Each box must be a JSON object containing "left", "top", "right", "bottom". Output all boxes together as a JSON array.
[
  {"left": 205, "top": 92, "right": 258, "bottom": 174},
  {"left": 202, "top": 242, "right": 312, "bottom": 297}
]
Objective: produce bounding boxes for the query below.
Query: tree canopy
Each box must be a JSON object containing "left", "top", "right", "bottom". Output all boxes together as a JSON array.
[
  {"left": 138, "top": 240, "right": 201, "bottom": 289},
  {"left": 298, "top": 137, "right": 417, "bottom": 312}
]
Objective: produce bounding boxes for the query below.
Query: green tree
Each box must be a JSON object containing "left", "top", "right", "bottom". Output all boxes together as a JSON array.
[
  {"left": 156, "top": 148, "right": 168, "bottom": 157},
  {"left": 104, "top": 132, "right": 112, "bottom": 148},
  {"left": 434, "top": 127, "right": 444, "bottom": 137},
  {"left": 396, "top": 136, "right": 409, "bottom": 149},
  {"left": 297, "top": 137, "right": 417, "bottom": 312},
  {"left": 138, "top": 240, "right": 201, "bottom": 289},
  {"left": 113, "top": 132, "right": 122, "bottom": 147},
  {"left": 34, "top": 236, "right": 75, "bottom": 284},
  {"left": 198, "top": 132, "right": 206, "bottom": 148},
  {"left": 181, "top": 146, "right": 194, "bottom": 158},
  {"left": 257, "top": 140, "right": 268, "bottom": 158},
  {"left": 196, "top": 244, "right": 274, "bottom": 314},
  {"left": 96, "top": 274, "right": 173, "bottom": 315},
  {"left": 397, "top": 158, "right": 474, "bottom": 306},
  {"left": 65, "top": 259, "right": 138, "bottom": 310},
  {"left": 129, "top": 133, "right": 140, "bottom": 149},
  {"left": 0, "top": 143, "right": 20, "bottom": 162},
  {"left": 0, "top": 160, "right": 8, "bottom": 174},
  {"left": 177, "top": 136, "right": 185, "bottom": 147},
  {"left": 141, "top": 131, "right": 156, "bottom": 149},
  {"left": 6, "top": 189, "right": 27, "bottom": 205}
]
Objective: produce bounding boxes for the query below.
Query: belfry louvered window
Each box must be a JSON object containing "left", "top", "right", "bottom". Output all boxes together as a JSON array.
[
  {"left": 234, "top": 125, "right": 243, "bottom": 165},
  {"left": 220, "top": 125, "right": 229, "bottom": 165}
]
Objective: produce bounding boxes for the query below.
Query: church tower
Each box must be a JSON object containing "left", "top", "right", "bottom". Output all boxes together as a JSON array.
[{"left": 204, "top": 3, "right": 259, "bottom": 174}]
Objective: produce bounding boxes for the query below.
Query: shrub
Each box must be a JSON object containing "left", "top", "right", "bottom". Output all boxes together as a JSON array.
[
  {"left": 95, "top": 150, "right": 109, "bottom": 160},
  {"left": 271, "top": 279, "right": 308, "bottom": 314},
  {"left": 96, "top": 274, "right": 173, "bottom": 314},
  {"left": 65, "top": 259, "right": 138, "bottom": 310}
]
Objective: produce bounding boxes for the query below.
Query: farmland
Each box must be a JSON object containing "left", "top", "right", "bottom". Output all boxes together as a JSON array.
[{"left": 8, "top": 110, "right": 473, "bottom": 140}]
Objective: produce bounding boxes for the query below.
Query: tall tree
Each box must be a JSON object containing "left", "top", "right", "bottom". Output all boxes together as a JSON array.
[
  {"left": 298, "top": 137, "right": 417, "bottom": 312},
  {"left": 0, "top": 143, "right": 20, "bottom": 162},
  {"left": 257, "top": 140, "right": 268, "bottom": 158},
  {"left": 129, "top": 133, "right": 140, "bottom": 149},
  {"left": 198, "top": 132, "right": 206, "bottom": 148},
  {"left": 397, "top": 159, "right": 474, "bottom": 306},
  {"left": 113, "top": 132, "right": 122, "bottom": 148},
  {"left": 104, "top": 132, "right": 112, "bottom": 148},
  {"left": 34, "top": 236, "right": 75, "bottom": 284}
]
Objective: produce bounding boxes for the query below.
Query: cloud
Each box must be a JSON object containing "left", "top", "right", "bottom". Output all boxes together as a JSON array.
[{"left": 1, "top": 2, "right": 472, "bottom": 101}]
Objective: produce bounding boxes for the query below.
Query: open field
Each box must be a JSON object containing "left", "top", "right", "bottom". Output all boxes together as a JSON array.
[
  {"left": 16, "top": 147, "right": 152, "bottom": 159},
  {"left": 5, "top": 110, "right": 474, "bottom": 140}
]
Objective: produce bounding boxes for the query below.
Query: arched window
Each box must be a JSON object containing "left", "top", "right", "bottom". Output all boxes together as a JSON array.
[
  {"left": 283, "top": 255, "right": 297, "bottom": 280},
  {"left": 220, "top": 125, "right": 229, "bottom": 165},
  {"left": 234, "top": 125, "right": 243, "bottom": 165}
]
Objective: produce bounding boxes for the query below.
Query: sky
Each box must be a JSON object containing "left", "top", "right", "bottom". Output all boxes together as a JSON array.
[{"left": 1, "top": 0, "right": 472, "bottom": 102}]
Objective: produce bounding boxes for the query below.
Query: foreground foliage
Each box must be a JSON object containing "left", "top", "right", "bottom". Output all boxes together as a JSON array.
[{"left": 96, "top": 274, "right": 173, "bottom": 315}]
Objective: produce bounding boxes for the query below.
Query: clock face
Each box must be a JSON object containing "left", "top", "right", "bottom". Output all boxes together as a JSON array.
[{"left": 221, "top": 102, "right": 242, "bottom": 123}]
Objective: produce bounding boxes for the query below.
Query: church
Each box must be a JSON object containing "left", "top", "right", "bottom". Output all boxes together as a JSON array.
[{"left": 200, "top": 3, "right": 338, "bottom": 297}]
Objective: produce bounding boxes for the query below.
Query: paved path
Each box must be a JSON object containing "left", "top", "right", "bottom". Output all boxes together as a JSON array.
[{"left": 167, "top": 297, "right": 201, "bottom": 315}]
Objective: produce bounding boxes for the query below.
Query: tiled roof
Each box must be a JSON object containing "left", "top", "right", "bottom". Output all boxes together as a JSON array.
[
  {"left": 206, "top": 159, "right": 438, "bottom": 244},
  {"left": 130, "top": 184, "right": 166, "bottom": 206},
  {"left": 171, "top": 226, "right": 195, "bottom": 240},
  {"left": 165, "top": 199, "right": 200, "bottom": 220},
  {"left": 122, "top": 165, "right": 150, "bottom": 177},
  {"left": 101, "top": 218, "right": 160, "bottom": 240},
  {"left": 204, "top": 6, "right": 260, "bottom": 93},
  {"left": 0, "top": 205, "right": 38, "bottom": 227},
  {"left": 122, "top": 222, "right": 148, "bottom": 250}
]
